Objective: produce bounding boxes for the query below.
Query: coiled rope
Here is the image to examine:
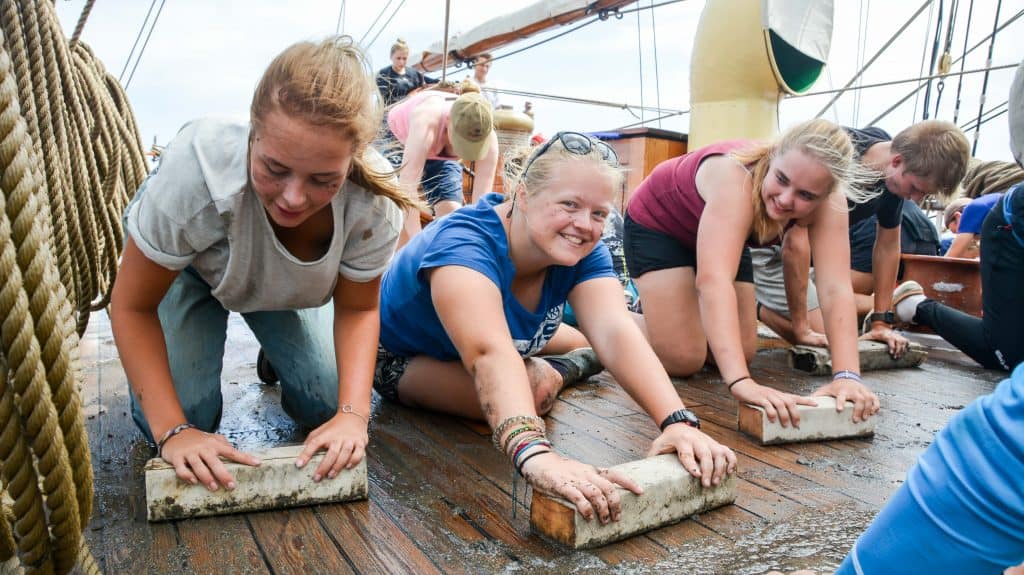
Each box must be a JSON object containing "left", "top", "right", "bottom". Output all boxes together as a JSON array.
[{"left": 0, "top": 1, "right": 148, "bottom": 573}]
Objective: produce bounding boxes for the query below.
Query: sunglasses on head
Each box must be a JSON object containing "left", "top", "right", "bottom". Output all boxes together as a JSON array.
[
  {"left": 508, "top": 132, "right": 619, "bottom": 219},
  {"left": 522, "top": 131, "right": 619, "bottom": 176}
]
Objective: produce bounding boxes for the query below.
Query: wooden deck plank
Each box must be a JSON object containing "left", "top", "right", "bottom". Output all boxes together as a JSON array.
[
  {"left": 315, "top": 498, "right": 444, "bottom": 575},
  {"left": 178, "top": 515, "right": 271, "bottom": 574},
  {"left": 247, "top": 508, "right": 356, "bottom": 574}
]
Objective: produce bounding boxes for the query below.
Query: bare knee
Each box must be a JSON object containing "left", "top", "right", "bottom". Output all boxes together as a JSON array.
[
  {"left": 657, "top": 346, "right": 707, "bottom": 378},
  {"left": 526, "top": 358, "right": 562, "bottom": 415}
]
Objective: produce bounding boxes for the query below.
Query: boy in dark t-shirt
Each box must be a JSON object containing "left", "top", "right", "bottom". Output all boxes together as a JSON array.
[{"left": 754, "top": 120, "right": 970, "bottom": 356}]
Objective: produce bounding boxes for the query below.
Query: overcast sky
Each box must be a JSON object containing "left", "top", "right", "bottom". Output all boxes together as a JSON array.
[{"left": 55, "top": 1, "right": 1022, "bottom": 162}]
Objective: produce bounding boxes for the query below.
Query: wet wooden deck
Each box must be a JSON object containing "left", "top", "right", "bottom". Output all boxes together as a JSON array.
[{"left": 79, "top": 312, "right": 1004, "bottom": 574}]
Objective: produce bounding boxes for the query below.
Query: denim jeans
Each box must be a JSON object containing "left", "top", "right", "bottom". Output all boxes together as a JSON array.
[
  {"left": 131, "top": 267, "right": 339, "bottom": 442},
  {"left": 421, "top": 159, "right": 465, "bottom": 206}
]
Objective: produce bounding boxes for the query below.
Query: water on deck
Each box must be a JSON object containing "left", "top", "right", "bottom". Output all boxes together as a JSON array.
[{"left": 79, "top": 312, "right": 1003, "bottom": 574}]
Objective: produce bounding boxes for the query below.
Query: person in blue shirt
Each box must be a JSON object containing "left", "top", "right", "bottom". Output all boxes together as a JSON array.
[
  {"left": 376, "top": 132, "right": 736, "bottom": 524},
  {"left": 945, "top": 191, "right": 1004, "bottom": 258}
]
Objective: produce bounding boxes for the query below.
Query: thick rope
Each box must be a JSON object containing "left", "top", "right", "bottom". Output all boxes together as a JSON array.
[
  {"left": 962, "top": 159, "right": 1024, "bottom": 199},
  {"left": 0, "top": 1, "right": 148, "bottom": 573}
]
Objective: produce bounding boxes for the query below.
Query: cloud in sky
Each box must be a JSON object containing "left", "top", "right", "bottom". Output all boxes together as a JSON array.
[{"left": 56, "top": 0, "right": 1020, "bottom": 161}]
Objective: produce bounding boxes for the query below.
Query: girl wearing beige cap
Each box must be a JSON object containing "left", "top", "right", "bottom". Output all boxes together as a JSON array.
[{"left": 386, "top": 90, "right": 499, "bottom": 244}]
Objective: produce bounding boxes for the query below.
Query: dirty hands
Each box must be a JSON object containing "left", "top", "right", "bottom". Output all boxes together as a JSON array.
[
  {"left": 648, "top": 423, "right": 736, "bottom": 488},
  {"left": 160, "top": 427, "right": 261, "bottom": 492},
  {"left": 296, "top": 408, "right": 369, "bottom": 482},
  {"left": 520, "top": 452, "right": 643, "bottom": 524},
  {"left": 730, "top": 378, "right": 818, "bottom": 428}
]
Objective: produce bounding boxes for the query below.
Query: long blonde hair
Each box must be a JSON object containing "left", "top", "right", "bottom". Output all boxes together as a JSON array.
[
  {"left": 250, "top": 36, "right": 415, "bottom": 210},
  {"left": 730, "top": 119, "right": 878, "bottom": 244}
]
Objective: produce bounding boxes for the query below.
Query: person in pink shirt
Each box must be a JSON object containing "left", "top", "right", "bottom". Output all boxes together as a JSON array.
[
  {"left": 387, "top": 90, "right": 499, "bottom": 244},
  {"left": 623, "top": 119, "right": 881, "bottom": 428}
]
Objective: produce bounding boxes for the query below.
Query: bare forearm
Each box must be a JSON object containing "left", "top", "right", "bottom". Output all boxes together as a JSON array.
[
  {"left": 782, "top": 231, "right": 812, "bottom": 329},
  {"left": 817, "top": 283, "right": 860, "bottom": 373},
  {"left": 111, "top": 308, "right": 185, "bottom": 439},
  {"left": 697, "top": 281, "right": 748, "bottom": 381},
  {"left": 333, "top": 307, "right": 379, "bottom": 414},
  {"left": 469, "top": 351, "right": 537, "bottom": 428},
  {"left": 871, "top": 239, "right": 900, "bottom": 313}
]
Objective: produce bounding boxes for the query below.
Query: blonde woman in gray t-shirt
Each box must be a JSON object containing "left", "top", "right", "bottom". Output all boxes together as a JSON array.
[{"left": 111, "top": 37, "right": 412, "bottom": 492}]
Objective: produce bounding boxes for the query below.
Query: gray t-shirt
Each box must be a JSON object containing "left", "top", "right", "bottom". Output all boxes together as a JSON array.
[{"left": 125, "top": 118, "right": 403, "bottom": 313}]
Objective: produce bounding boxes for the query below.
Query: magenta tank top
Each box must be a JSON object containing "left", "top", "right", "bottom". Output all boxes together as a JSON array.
[
  {"left": 386, "top": 91, "right": 458, "bottom": 161},
  {"left": 626, "top": 140, "right": 754, "bottom": 250}
]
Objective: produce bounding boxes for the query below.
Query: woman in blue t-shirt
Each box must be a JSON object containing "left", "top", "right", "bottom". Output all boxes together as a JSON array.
[{"left": 376, "top": 132, "right": 737, "bottom": 524}]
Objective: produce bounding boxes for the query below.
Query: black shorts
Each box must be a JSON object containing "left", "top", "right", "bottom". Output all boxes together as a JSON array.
[
  {"left": 623, "top": 212, "right": 753, "bottom": 282},
  {"left": 372, "top": 345, "right": 410, "bottom": 403}
]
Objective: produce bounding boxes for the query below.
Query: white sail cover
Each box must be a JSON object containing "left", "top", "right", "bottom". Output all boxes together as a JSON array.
[
  {"left": 762, "top": 0, "right": 833, "bottom": 64},
  {"left": 414, "top": 0, "right": 636, "bottom": 72}
]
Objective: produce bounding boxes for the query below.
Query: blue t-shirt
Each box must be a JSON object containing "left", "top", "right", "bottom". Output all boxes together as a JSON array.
[
  {"left": 380, "top": 193, "right": 616, "bottom": 360},
  {"left": 959, "top": 192, "right": 1003, "bottom": 235}
]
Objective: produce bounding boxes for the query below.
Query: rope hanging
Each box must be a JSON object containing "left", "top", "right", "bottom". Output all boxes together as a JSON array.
[{"left": 0, "top": 1, "right": 149, "bottom": 573}]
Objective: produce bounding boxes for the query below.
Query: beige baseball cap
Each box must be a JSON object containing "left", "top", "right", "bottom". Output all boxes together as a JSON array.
[{"left": 449, "top": 92, "right": 493, "bottom": 161}]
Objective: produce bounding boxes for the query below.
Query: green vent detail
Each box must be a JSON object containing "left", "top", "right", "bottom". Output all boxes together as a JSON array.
[{"left": 768, "top": 30, "right": 824, "bottom": 94}]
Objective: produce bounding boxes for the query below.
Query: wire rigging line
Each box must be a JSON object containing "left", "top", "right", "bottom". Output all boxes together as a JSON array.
[
  {"left": 358, "top": 0, "right": 396, "bottom": 46},
  {"left": 440, "top": 0, "right": 452, "bottom": 84},
  {"left": 913, "top": 0, "right": 937, "bottom": 121},
  {"left": 792, "top": 63, "right": 1017, "bottom": 99},
  {"left": 124, "top": 0, "right": 168, "bottom": 90},
  {"left": 920, "top": 0, "right": 944, "bottom": 120},
  {"left": 365, "top": 0, "right": 408, "bottom": 51},
  {"left": 971, "top": 0, "right": 1002, "bottom": 155},
  {"left": 814, "top": 0, "right": 933, "bottom": 119},
  {"left": 862, "top": 6, "right": 1021, "bottom": 127},
  {"left": 635, "top": 3, "right": 645, "bottom": 124},
  {"left": 490, "top": 86, "right": 684, "bottom": 115},
  {"left": 480, "top": 0, "right": 687, "bottom": 69},
  {"left": 650, "top": 0, "right": 663, "bottom": 129},
  {"left": 118, "top": 0, "right": 158, "bottom": 82},
  {"left": 960, "top": 99, "right": 1008, "bottom": 132},
  {"left": 614, "top": 109, "right": 690, "bottom": 131},
  {"left": 853, "top": 0, "right": 868, "bottom": 125},
  {"left": 335, "top": 0, "right": 346, "bottom": 34},
  {"left": 931, "top": 0, "right": 959, "bottom": 117},
  {"left": 952, "top": 0, "right": 976, "bottom": 123}
]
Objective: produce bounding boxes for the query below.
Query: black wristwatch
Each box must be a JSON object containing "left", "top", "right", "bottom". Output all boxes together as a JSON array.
[
  {"left": 868, "top": 311, "right": 896, "bottom": 325},
  {"left": 659, "top": 408, "right": 701, "bottom": 431}
]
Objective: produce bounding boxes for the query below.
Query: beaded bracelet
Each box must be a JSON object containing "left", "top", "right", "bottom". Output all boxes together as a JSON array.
[
  {"left": 832, "top": 370, "right": 862, "bottom": 382},
  {"left": 491, "top": 415, "right": 545, "bottom": 451},
  {"left": 505, "top": 430, "right": 546, "bottom": 457},
  {"left": 157, "top": 422, "right": 197, "bottom": 458},
  {"left": 501, "top": 425, "right": 538, "bottom": 455}
]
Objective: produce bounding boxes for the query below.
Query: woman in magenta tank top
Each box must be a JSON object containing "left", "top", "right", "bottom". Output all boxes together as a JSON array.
[{"left": 624, "top": 119, "right": 881, "bottom": 429}]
